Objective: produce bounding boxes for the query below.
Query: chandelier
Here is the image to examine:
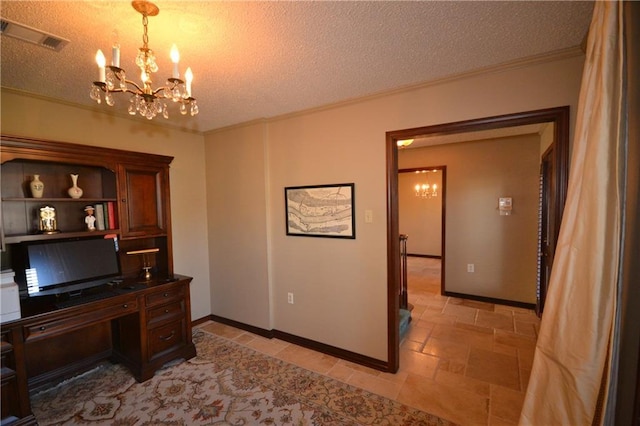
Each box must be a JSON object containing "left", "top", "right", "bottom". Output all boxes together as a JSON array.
[
  {"left": 414, "top": 170, "right": 438, "bottom": 198},
  {"left": 90, "top": 1, "right": 199, "bottom": 120}
]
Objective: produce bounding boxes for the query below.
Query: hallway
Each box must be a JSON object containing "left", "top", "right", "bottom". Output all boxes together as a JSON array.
[{"left": 399, "top": 256, "right": 540, "bottom": 424}]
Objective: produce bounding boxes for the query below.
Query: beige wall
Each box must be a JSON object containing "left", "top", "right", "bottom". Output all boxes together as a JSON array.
[
  {"left": 400, "top": 135, "right": 541, "bottom": 303},
  {"left": 540, "top": 122, "right": 555, "bottom": 154},
  {"left": 1, "top": 50, "right": 585, "bottom": 362},
  {"left": 0, "top": 90, "right": 212, "bottom": 321},
  {"left": 205, "top": 52, "right": 585, "bottom": 361},
  {"left": 399, "top": 170, "right": 443, "bottom": 256},
  {"left": 204, "top": 121, "right": 272, "bottom": 329}
]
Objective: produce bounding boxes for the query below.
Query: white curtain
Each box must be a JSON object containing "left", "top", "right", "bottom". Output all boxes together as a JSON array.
[{"left": 520, "top": 2, "right": 627, "bottom": 425}]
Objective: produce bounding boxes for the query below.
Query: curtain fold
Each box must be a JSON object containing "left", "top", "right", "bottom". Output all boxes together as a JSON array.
[{"left": 520, "top": 2, "right": 626, "bottom": 425}]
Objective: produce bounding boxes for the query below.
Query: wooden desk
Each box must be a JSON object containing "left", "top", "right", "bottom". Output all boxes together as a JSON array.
[{"left": 0, "top": 275, "right": 196, "bottom": 425}]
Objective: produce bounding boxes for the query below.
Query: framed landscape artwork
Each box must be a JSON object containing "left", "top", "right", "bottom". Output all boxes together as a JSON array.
[{"left": 285, "top": 183, "right": 355, "bottom": 239}]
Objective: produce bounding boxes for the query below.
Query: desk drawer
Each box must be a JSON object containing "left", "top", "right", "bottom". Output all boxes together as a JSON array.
[
  {"left": 147, "top": 300, "right": 184, "bottom": 326},
  {"left": 24, "top": 299, "right": 138, "bottom": 342},
  {"left": 148, "top": 320, "right": 185, "bottom": 361},
  {"left": 145, "top": 287, "right": 185, "bottom": 307}
]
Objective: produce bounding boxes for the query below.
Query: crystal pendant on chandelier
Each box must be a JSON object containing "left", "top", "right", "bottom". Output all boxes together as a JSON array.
[{"left": 89, "top": 1, "right": 198, "bottom": 121}]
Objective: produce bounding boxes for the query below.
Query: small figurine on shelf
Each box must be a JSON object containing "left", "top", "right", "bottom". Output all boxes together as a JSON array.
[{"left": 84, "top": 205, "right": 96, "bottom": 231}]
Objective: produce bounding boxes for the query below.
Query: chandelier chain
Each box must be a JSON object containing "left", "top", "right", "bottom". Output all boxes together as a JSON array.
[{"left": 142, "top": 14, "right": 149, "bottom": 48}]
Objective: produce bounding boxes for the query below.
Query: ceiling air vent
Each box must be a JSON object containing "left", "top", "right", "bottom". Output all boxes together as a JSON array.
[{"left": 0, "top": 18, "right": 69, "bottom": 52}]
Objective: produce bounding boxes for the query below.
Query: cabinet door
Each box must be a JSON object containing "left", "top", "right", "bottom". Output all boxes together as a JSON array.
[{"left": 119, "top": 164, "right": 169, "bottom": 237}]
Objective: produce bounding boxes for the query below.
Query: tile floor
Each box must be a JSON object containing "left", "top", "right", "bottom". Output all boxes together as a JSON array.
[{"left": 198, "top": 257, "right": 540, "bottom": 426}]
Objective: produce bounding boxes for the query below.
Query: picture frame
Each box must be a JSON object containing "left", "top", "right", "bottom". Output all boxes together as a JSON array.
[{"left": 285, "top": 183, "right": 355, "bottom": 239}]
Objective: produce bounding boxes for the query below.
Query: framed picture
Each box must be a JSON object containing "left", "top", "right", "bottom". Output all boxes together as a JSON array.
[{"left": 285, "top": 183, "right": 355, "bottom": 239}]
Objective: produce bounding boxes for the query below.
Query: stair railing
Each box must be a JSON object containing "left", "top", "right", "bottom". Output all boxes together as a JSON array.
[{"left": 399, "top": 234, "right": 408, "bottom": 309}]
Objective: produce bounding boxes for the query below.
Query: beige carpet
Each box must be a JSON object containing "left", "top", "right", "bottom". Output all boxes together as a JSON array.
[{"left": 31, "top": 329, "right": 455, "bottom": 425}]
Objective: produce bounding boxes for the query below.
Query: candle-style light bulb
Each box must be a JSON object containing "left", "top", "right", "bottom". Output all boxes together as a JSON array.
[
  {"left": 170, "top": 44, "right": 180, "bottom": 78},
  {"left": 111, "top": 30, "right": 120, "bottom": 68},
  {"left": 184, "top": 67, "right": 193, "bottom": 97},
  {"left": 96, "top": 50, "right": 106, "bottom": 82}
]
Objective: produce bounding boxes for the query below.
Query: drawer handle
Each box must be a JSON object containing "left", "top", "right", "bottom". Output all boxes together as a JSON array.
[
  {"left": 164, "top": 309, "right": 170, "bottom": 313},
  {"left": 163, "top": 293, "right": 169, "bottom": 297},
  {"left": 39, "top": 326, "right": 46, "bottom": 331},
  {"left": 123, "top": 304, "right": 128, "bottom": 309},
  {"left": 159, "top": 331, "right": 175, "bottom": 341}
]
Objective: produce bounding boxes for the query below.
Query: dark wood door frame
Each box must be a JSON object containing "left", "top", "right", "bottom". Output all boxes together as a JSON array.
[
  {"left": 537, "top": 145, "right": 555, "bottom": 316},
  {"left": 385, "top": 106, "right": 570, "bottom": 373},
  {"left": 398, "top": 165, "right": 447, "bottom": 288}
]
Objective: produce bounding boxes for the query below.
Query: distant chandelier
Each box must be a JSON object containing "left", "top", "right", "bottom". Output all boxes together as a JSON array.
[
  {"left": 414, "top": 170, "right": 438, "bottom": 198},
  {"left": 90, "top": 1, "right": 199, "bottom": 120}
]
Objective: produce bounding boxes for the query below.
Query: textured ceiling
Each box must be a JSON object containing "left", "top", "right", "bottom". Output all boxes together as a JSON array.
[{"left": 1, "top": 1, "right": 594, "bottom": 133}]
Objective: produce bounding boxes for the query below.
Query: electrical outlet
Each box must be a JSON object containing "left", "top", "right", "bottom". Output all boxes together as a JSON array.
[
  {"left": 467, "top": 264, "right": 475, "bottom": 273},
  {"left": 287, "top": 292, "right": 294, "bottom": 304}
]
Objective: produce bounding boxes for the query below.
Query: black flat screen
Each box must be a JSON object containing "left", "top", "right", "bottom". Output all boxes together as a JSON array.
[{"left": 23, "top": 237, "right": 120, "bottom": 296}]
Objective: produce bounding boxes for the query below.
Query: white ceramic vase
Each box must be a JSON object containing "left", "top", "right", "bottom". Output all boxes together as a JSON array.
[
  {"left": 30, "top": 174, "right": 44, "bottom": 198},
  {"left": 67, "top": 174, "right": 83, "bottom": 199}
]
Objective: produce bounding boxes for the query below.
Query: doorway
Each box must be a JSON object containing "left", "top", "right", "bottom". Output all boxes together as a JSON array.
[
  {"left": 384, "top": 106, "right": 570, "bottom": 373},
  {"left": 398, "top": 166, "right": 446, "bottom": 297}
]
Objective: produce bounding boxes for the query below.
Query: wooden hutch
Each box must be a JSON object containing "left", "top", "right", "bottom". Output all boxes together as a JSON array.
[{"left": 0, "top": 135, "right": 195, "bottom": 425}]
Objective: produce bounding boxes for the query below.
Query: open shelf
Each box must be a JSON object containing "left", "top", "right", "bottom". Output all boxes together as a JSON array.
[{"left": 3, "top": 229, "right": 121, "bottom": 244}]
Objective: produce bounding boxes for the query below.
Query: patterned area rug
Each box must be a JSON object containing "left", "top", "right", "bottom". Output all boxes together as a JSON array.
[{"left": 31, "top": 330, "right": 455, "bottom": 425}]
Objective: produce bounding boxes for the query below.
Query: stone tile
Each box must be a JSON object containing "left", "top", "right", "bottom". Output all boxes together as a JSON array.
[
  {"left": 442, "top": 303, "right": 478, "bottom": 322},
  {"left": 494, "top": 329, "right": 536, "bottom": 351},
  {"left": 493, "top": 305, "right": 516, "bottom": 315},
  {"left": 514, "top": 320, "right": 538, "bottom": 337},
  {"left": 275, "top": 345, "right": 339, "bottom": 374},
  {"left": 437, "top": 359, "right": 467, "bottom": 375},
  {"left": 398, "top": 348, "right": 439, "bottom": 379},
  {"left": 419, "top": 312, "right": 458, "bottom": 325},
  {"left": 425, "top": 296, "right": 448, "bottom": 309},
  {"left": 513, "top": 310, "right": 540, "bottom": 323},
  {"left": 422, "top": 336, "right": 470, "bottom": 363},
  {"left": 401, "top": 339, "right": 424, "bottom": 352},
  {"left": 397, "top": 373, "right": 489, "bottom": 425},
  {"left": 490, "top": 385, "right": 525, "bottom": 424},
  {"left": 378, "top": 369, "right": 409, "bottom": 385},
  {"left": 466, "top": 347, "right": 520, "bottom": 390},
  {"left": 435, "top": 368, "right": 491, "bottom": 398},
  {"left": 325, "top": 362, "right": 354, "bottom": 383},
  {"left": 520, "top": 365, "right": 532, "bottom": 392},
  {"left": 336, "top": 359, "right": 381, "bottom": 377},
  {"left": 456, "top": 298, "right": 495, "bottom": 312},
  {"left": 476, "top": 310, "right": 514, "bottom": 332},
  {"left": 347, "top": 370, "right": 403, "bottom": 400},
  {"left": 404, "top": 320, "right": 434, "bottom": 344},
  {"left": 454, "top": 321, "right": 494, "bottom": 335},
  {"left": 200, "top": 322, "right": 244, "bottom": 339},
  {"left": 489, "top": 415, "right": 519, "bottom": 426},
  {"left": 517, "top": 347, "right": 536, "bottom": 371},
  {"left": 431, "top": 323, "right": 494, "bottom": 351},
  {"left": 244, "top": 335, "right": 290, "bottom": 356},
  {"left": 493, "top": 342, "right": 518, "bottom": 357},
  {"left": 410, "top": 303, "right": 427, "bottom": 316},
  {"left": 234, "top": 333, "right": 256, "bottom": 345}
]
